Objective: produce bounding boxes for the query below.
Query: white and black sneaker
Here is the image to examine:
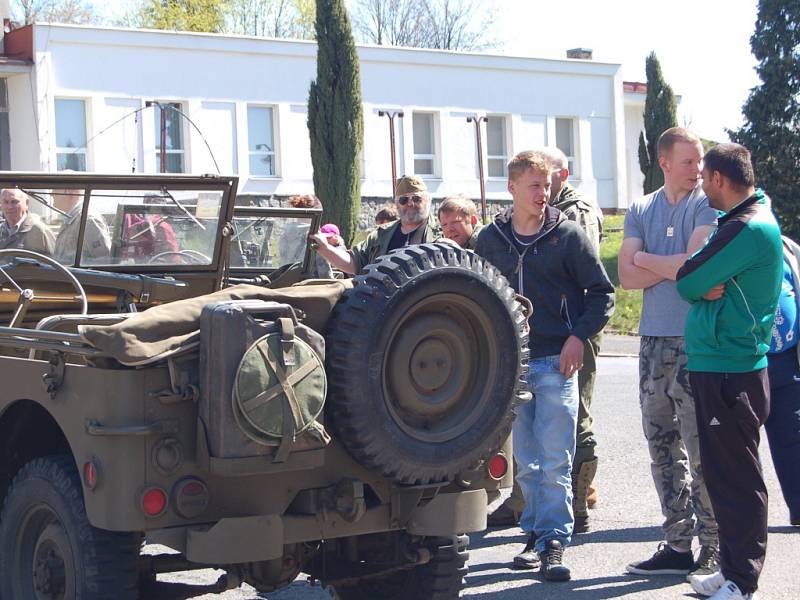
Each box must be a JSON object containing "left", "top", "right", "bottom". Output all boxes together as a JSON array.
[
  {"left": 625, "top": 543, "right": 694, "bottom": 575},
  {"left": 707, "top": 579, "right": 758, "bottom": 600}
]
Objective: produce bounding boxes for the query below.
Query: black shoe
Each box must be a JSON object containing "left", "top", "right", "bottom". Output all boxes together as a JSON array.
[
  {"left": 512, "top": 533, "right": 539, "bottom": 569},
  {"left": 573, "top": 514, "right": 590, "bottom": 534},
  {"left": 539, "top": 539, "right": 571, "bottom": 581},
  {"left": 488, "top": 503, "right": 521, "bottom": 527},
  {"left": 687, "top": 545, "right": 720, "bottom": 580},
  {"left": 625, "top": 543, "right": 694, "bottom": 575}
]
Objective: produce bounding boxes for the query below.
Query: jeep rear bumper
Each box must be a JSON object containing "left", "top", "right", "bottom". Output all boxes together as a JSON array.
[{"left": 151, "top": 488, "right": 487, "bottom": 565}]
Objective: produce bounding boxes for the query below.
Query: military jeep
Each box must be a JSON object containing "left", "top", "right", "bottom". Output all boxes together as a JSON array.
[{"left": 0, "top": 173, "right": 529, "bottom": 599}]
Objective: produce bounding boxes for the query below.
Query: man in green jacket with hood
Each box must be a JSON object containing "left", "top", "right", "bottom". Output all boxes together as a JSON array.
[
  {"left": 677, "top": 143, "right": 783, "bottom": 600},
  {"left": 311, "top": 175, "right": 440, "bottom": 274}
]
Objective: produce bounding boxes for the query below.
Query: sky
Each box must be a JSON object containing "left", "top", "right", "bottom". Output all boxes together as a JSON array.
[
  {"left": 90, "top": 0, "right": 761, "bottom": 143},
  {"left": 493, "top": 0, "right": 761, "bottom": 142}
]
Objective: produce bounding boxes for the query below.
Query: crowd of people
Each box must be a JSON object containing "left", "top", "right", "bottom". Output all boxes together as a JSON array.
[
  {"left": 312, "top": 129, "right": 799, "bottom": 600},
  {"left": 0, "top": 130, "right": 796, "bottom": 599}
]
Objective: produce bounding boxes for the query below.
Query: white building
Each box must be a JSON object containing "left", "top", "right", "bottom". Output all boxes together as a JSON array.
[{"left": 0, "top": 23, "right": 647, "bottom": 210}]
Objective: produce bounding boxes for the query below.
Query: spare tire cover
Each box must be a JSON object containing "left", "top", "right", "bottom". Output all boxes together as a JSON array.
[
  {"left": 233, "top": 332, "right": 326, "bottom": 445},
  {"left": 325, "top": 243, "right": 530, "bottom": 485}
]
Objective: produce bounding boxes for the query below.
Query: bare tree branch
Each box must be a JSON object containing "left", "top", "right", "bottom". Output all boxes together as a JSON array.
[{"left": 11, "top": 0, "right": 98, "bottom": 25}]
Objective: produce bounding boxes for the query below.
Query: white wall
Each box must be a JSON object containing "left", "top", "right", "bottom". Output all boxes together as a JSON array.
[
  {"left": 624, "top": 99, "right": 646, "bottom": 205},
  {"left": 17, "top": 24, "right": 631, "bottom": 208}
]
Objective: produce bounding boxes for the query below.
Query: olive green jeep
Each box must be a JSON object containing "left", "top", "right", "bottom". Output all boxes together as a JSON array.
[{"left": 0, "top": 173, "right": 529, "bottom": 599}]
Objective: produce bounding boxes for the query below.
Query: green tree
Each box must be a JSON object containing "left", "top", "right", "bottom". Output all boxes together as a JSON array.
[
  {"left": 133, "top": 0, "right": 227, "bottom": 33},
  {"left": 637, "top": 52, "right": 678, "bottom": 194},
  {"left": 307, "top": 0, "right": 363, "bottom": 245},
  {"left": 731, "top": 0, "right": 800, "bottom": 241}
]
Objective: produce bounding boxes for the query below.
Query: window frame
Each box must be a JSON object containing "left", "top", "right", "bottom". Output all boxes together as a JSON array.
[
  {"left": 154, "top": 101, "right": 186, "bottom": 174},
  {"left": 54, "top": 97, "right": 89, "bottom": 172},
  {"left": 555, "top": 116, "right": 579, "bottom": 178},
  {"left": 246, "top": 104, "right": 279, "bottom": 178},
  {"left": 412, "top": 111, "right": 437, "bottom": 177},
  {"left": 485, "top": 114, "right": 509, "bottom": 179}
]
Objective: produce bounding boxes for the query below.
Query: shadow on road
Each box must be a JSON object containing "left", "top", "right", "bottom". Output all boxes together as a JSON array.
[
  {"left": 466, "top": 572, "right": 695, "bottom": 599},
  {"left": 469, "top": 524, "right": 664, "bottom": 551}
]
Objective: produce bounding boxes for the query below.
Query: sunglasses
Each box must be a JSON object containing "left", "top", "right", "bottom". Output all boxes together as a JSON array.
[{"left": 398, "top": 194, "right": 424, "bottom": 206}]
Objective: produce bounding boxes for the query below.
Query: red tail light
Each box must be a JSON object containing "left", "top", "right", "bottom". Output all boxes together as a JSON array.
[
  {"left": 141, "top": 486, "right": 168, "bottom": 517},
  {"left": 487, "top": 453, "right": 508, "bottom": 480},
  {"left": 83, "top": 460, "right": 98, "bottom": 490}
]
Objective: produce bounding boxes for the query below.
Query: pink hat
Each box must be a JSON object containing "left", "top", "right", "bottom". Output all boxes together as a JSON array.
[{"left": 319, "top": 223, "right": 340, "bottom": 237}]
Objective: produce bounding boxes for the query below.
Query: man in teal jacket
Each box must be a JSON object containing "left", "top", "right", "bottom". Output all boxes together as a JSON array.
[{"left": 676, "top": 143, "right": 783, "bottom": 600}]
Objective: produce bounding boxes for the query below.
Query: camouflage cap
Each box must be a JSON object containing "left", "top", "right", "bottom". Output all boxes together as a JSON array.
[{"left": 395, "top": 175, "right": 427, "bottom": 196}]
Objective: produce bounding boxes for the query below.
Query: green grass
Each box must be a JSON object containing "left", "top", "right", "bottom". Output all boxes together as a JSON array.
[{"left": 601, "top": 215, "right": 641, "bottom": 335}]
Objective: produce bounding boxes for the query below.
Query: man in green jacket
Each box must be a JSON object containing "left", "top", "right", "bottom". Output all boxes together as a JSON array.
[
  {"left": 677, "top": 143, "right": 783, "bottom": 600},
  {"left": 437, "top": 195, "right": 481, "bottom": 250},
  {"left": 312, "top": 175, "right": 440, "bottom": 274}
]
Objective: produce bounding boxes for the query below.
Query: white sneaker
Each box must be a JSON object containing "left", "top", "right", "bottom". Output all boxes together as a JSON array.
[
  {"left": 690, "top": 570, "right": 725, "bottom": 596},
  {"left": 707, "top": 579, "right": 758, "bottom": 600}
]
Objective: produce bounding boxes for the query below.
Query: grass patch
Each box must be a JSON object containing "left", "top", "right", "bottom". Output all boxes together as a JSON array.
[{"left": 601, "top": 215, "right": 641, "bottom": 335}]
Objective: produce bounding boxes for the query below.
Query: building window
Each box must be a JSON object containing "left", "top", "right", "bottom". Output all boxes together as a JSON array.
[
  {"left": 412, "top": 112, "right": 436, "bottom": 176},
  {"left": 247, "top": 106, "right": 276, "bottom": 176},
  {"left": 555, "top": 117, "right": 577, "bottom": 176},
  {"left": 486, "top": 116, "right": 508, "bottom": 177},
  {"left": 154, "top": 102, "right": 185, "bottom": 173},
  {"left": 55, "top": 98, "right": 87, "bottom": 171}
]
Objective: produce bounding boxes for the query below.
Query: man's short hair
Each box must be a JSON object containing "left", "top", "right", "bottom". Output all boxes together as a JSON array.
[
  {"left": 375, "top": 204, "right": 398, "bottom": 224},
  {"left": 657, "top": 127, "right": 702, "bottom": 158},
  {"left": 704, "top": 143, "right": 755, "bottom": 188},
  {"left": 438, "top": 195, "right": 477, "bottom": 220},
  {"left": 540, "top": 147, "right": 568, "bottom": 171},
  {"left": 288, "top": 194, "right": 322, "bottom": 209},
  {"left": 508, "top": 150, "right": 551, "bottom": 181}
]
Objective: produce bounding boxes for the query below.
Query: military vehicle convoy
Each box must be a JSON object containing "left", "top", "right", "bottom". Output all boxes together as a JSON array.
[{"left": 0, "top": 172, "right": 529, "bottom": 599}]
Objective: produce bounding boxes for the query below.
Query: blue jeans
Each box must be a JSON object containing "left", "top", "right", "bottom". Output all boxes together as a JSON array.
[{"left": 513, "top": 355, "right": 579, "bottom": 552}]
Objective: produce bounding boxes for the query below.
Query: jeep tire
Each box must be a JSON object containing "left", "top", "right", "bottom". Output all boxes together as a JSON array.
[
  {"left": 329, "top": 535, "right": 468, "bottom": 600},
  {"left": 0, "top": 455, "right": 140, "bottom": 600},
  {"left": 325, "top": 244, "right": 528, "bottom": 485}
]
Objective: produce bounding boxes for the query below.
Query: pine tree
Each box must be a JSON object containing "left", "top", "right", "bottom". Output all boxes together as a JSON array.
[
  {"left": 731, "top": 0, "right": 800, "bottom": 241},
  {"left": 637, "top": 52, "right": 678, "bottom": 194},
  {"left": 307, "top": 0, "right": 363, "bottom": 245}
]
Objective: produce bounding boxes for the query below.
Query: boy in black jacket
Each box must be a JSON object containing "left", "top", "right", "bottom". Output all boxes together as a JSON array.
[{"left": 475, "top": 150, "right": 614, "bottom": 581}]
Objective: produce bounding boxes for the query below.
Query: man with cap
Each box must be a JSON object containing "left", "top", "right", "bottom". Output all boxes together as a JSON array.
[
  {"left": 0, "top": 188, "right": 55, "bottom": 255},
  {"left": 311, "top": 175, "right": 440, "bottom": 275}
]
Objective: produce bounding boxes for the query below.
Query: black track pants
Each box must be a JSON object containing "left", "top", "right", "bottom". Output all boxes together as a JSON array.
[{"left": 688, "top": 369, "right": 769, "bottom": 595}]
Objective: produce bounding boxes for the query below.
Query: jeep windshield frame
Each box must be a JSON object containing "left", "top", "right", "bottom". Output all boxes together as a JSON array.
[{"left": 0, "top": 173, "right": 238, "bottom": 283}]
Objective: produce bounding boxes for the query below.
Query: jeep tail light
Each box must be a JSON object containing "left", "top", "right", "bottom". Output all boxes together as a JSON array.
[
  {"left": 141, "top": 486, "right": 168, "bottom": 517},
  {"left": 487, "top": 453, "right": 508, "bottom": 480},
  {"left": 173, "top": 478, "right": 210, "bottom": 519},
  {"left": 83, "top": 460, "right": 98, "bottom": 490}
]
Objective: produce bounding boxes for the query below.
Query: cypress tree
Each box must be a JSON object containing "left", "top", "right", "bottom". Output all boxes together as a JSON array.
[
  {"left": 731, "top": 0, "right": 800, "bottom": 241},
  {"left": 307, "top": 0, "right": 364, "bottom": 245},
  {"left": 638, "top": 52, "right": 678, "bottom": 194}
]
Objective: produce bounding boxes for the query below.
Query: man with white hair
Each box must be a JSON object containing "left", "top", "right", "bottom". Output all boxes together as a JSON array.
[
  {"left": 0, "top": 188, "right": 55, "bottom": 255},
  {"left": 311, "top": 175, "right": 440, "bottom": 274}
]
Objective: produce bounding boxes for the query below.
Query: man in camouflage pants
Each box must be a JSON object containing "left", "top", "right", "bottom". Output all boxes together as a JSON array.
[{"left": 619, "top": 127, "right": 719, "bottom": 579}]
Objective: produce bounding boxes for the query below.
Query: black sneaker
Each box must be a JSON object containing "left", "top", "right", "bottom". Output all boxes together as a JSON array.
[
  {"left": 687, "top": 545, "right": 720, "bottom": 580},
  {"left": 512, "top": 533, "right": 539, "bottom": 569},
  {"left": 625, "top": 543, "right": 693, "bottom": 575},
  {"left": 538, "top": 539, "right": 571, "bottom": 581}
]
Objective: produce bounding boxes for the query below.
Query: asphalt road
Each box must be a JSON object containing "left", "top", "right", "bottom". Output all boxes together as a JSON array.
[{"left": 150, "top": 355, "right": 799, "bottom": 599}]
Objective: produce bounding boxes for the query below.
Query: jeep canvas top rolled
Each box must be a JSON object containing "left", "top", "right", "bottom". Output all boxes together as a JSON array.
[{"left": 0, "top": 172, "right": 529, "bottom": 599}]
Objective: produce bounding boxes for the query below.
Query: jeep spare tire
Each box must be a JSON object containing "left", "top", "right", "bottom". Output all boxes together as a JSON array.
[{"left": 325, "top": 243, "right": 530, "bottom": 485}]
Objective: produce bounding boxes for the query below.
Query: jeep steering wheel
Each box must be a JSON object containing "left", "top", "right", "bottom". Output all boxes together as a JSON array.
[
  {"left": 0, "top": 249, "right": 88, "bottom": 328},
  {"left": 148, "top": 250, "right": 211, "bottom": 265}
]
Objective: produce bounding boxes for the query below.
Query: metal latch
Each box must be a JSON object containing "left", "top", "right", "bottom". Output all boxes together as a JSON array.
[{"left": 42, "top": 352, "right": 65, "bottom": 400}]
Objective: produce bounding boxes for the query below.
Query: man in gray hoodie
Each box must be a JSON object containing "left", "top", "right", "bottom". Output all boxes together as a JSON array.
[{"left": 475, "top": 150, "right": 614, "bottom": 581}]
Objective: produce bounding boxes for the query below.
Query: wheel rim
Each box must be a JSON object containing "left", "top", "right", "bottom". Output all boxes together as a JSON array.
[
  {"left": 383, "top": 292, "right": 498, "bottom": 443},
  {"left": 14, "top": 505, "right": 76, "bottom": 600}
]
